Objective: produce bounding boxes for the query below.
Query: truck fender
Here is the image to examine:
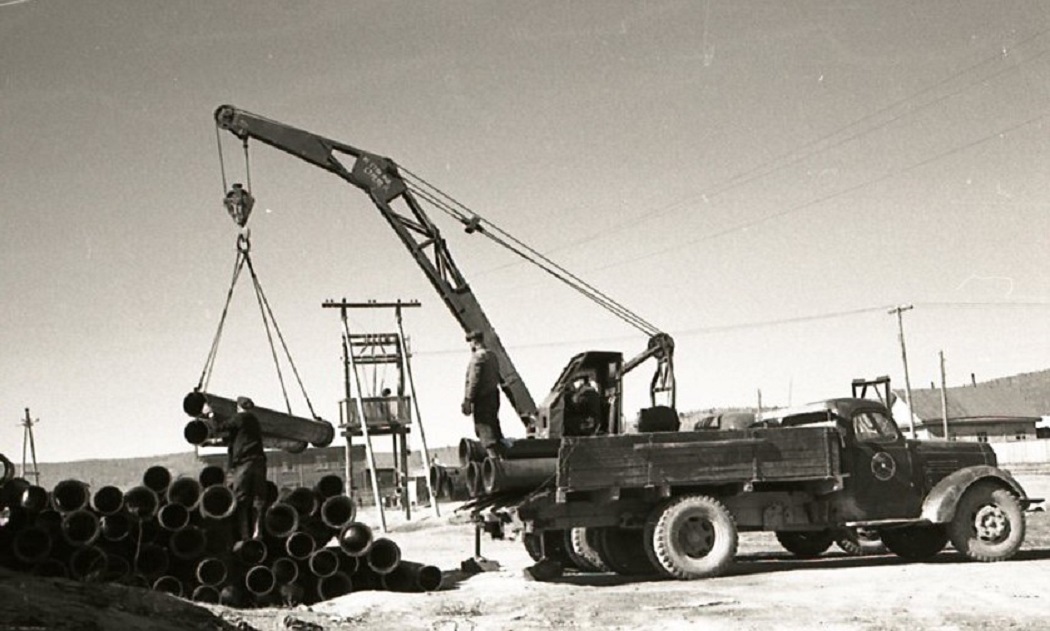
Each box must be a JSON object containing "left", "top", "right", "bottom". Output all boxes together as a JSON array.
[{"left": 920, "top": 465, "right": 1027, "bottom": 524}]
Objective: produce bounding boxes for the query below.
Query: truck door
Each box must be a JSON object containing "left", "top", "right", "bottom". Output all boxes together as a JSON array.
[{"left": 846, "top": 408, "right": 921, "bottom": 519}]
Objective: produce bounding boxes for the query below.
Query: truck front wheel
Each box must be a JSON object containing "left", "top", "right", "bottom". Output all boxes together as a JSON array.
[
  {"left": 880, "top": 524, "right": 947, "bottom": 560},
  {"left": 647, "top": 494, "right": 737, "bottom": 579},
  {"left": 948, "top": 481, "right": 1025, "bottom": 562},
  {"left": 775, "top": 530, "right": 834, "bottom": 558}
]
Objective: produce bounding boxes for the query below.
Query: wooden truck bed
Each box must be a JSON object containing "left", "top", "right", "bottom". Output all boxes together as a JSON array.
[{"left": 556, "top": 426, "right": 841, "bottom": 498}]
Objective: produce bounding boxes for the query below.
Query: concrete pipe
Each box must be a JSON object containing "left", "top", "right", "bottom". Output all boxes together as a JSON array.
[
  {"left": 124, "top": 486, "right": 160, "bottom": 519},
  {"left": 0, "top": 477, "right": 30, "bottom": 509},
  {"left": 308, "top": 548, "right": 340, "bottom": 578},
  {"left": 166, "top": 476, "right": 202, "bottom": 509},
  {"left": 35, "top": 508, "right": 63, "bottom": 534},
  {"left": 481, "top": 457, "right": 557, "bottom": 494},
  {"left": 380, "top": 560, "right": 443, "bottom": 593},
  {"left": 264, "top": 480, "right": 279, "bottom": 504},
  {"left": 135, "top": 517, "right": 161, "bottom": 545},
  {"left": 68, "top": 545, "right": 108, "bottom": 581},
  {"left": 271, "top": 556, "right": 299, "bottom": 585},
  {"left": 336, "top": 548, "right": 359, "bottom": 575},
  {"left": 219, "top": 583, "right": 248, "bottom": 608},
  {"left": 191, "top": 585, "right": 220, "bottom": 604},
  {"left": 337, "top": 522, "right": 373, "bottom": 557},
  {"left": 169, "top": 526, "right": 208, "bottom": 561},
  {"left": 52, "top": 479, "right": 90, "bottom": 513},
  {"left": 158, "top": 503, "right": 190, "bottom": 531},
  {"left": 183, "top": 391, "right": 335, "bottom": 447},
  {"left": 142, "top": 466, "right": 172, "bottom": 495},
  {"left": 31, "top": 558, "right": 68, "bottom": 579},
  {"left": 233, "top": 538, "right": 268, "bottom": 566},
  {"left": 320, "top": 495, "right": 356, "bottom": 530},
  {"left": 13, "top": 527, "right": 53, "bottom": 564},
  {"left": 458, "top": 438, "right": 486, "bottom": 467},
  {"left": 284, "top": 486, "right": 320, "bottom": 518},
  {"left": 134, "top": 542, "right": 170, "bottom": 578},
  {"left": 465, "top": 461, "right": 483, "bottom": 498},
  {"left": 19, "top": 485, "right": 50, "bottom": 513},
  {"left": 428, "top": 465, "right": 447, "bottom": 497},
  {"left": 100, "top": 513, "right": 133, "bottom": 542},
  {"left": 285, "top": 531, "right": 316, "bottom": 561},
  {"left": 0, "top": 452, "right": 14, "bottom": 484},
  {"left": 152, "top": 575, "right": 184, "bottom": 598},
  {"left": 196, "top": 556, "right": 228, "bottom": 587},
  {"left": 61, "top": 509, "right": 101, "bottom": 547},
  {"left": 183, "top": 419, "right": 308, "bottom": 453},
  {"left": 244, "top": 565, "right": 276, "bottom": 598},
  {"left": 316, "top": 571, "right": 353, "bottom": 601},
  {"left": 199, "top": 484, "right": 237, "bottom": 521},
  {"left": 91, "top": 485, "right": 124, "bottom": 516},
  {"left": 315, "top": 474, "right": 344, "bottom": 499},
  {"left": 444, "top": 467, "right": 468, "bottom": 500},
  {"left": 366, "top": 537, "right": 401, "bottom": 575},
  {"left": 263, "top": 502, "right": 300, "bottom": 539},
  {"left": 198, "top": 465, "right": 225, "bottom": 488}
]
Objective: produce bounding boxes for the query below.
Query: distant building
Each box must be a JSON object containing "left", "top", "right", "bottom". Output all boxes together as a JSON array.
[
  {"left": 892, "top": 369, "right": 1050, "bottom": 442},
  {"left": 197, "top": 443, "right": 459, "bottom": 503}
]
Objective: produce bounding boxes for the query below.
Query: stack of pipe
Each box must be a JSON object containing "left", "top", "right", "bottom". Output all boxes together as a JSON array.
[
  {"left": 428, "top": 465, "right": 469, "bottom": 502},
  {"left": 182, "top": 391, "right": 336, "bottom": 454},
  {"left": 455, "top": 438, "right": 559, "bottom": 498},
  {"left": 0, "top": 467, "right": 442, "bottom": 606}
]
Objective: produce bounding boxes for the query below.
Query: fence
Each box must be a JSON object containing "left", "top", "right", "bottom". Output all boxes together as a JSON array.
[{"left": 991, "top": 439, "right": 1050, "bottom": 465}]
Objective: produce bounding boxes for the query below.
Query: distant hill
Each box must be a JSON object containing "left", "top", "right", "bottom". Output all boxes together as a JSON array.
[{"left": 17, "top": 451, "right": 203, "bottom": 491}]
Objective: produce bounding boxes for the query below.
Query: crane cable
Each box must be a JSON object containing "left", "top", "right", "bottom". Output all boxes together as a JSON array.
[
  {"left": 399, "top": 168, "right": 661, "bottom": 337},
  {"left": 201, "top": 136, "right": 319, "bottom": 418}
]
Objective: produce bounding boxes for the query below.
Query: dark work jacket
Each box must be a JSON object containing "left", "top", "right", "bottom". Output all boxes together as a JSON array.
[
  {"left": 464, "top": 348, "right": 501, "bottom": 402},
  {"left": 215, "top": 411, "right": 265, "bottom": 469}
]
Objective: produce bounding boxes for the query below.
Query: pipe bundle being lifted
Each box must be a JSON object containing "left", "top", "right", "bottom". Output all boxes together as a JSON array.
[
  {"left": 182, "top": 391, "right": 334, "bottom": 452},
  {"left": 481, "top": 457, "right": 557, "bottom": 494}
]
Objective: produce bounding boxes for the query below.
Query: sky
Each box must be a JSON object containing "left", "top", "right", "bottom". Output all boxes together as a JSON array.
[{"left": 3, "top": 1, "right": 1050, "bottom": 464}]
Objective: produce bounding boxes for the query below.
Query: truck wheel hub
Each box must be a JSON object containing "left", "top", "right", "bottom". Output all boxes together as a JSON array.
[
  {"left": 680, "top": 516, "right": 714, "bottom": 557},
  {"left": 974, "top": 505, "right": 1008, "bottom": 541}
]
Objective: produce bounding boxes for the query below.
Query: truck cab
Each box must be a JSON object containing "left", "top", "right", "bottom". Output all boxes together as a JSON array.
[{"left": 765, "top": 398, "right": 997, "bottom": 522}]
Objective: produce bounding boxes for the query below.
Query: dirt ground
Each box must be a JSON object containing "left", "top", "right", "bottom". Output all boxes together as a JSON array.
[{"left": 2, "top": 473, "right": 1047, "bottom": 631}]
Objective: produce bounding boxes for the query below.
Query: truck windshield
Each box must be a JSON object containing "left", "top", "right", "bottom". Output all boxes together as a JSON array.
[{"left": 852, "top": 410, "right": 899, "bottom": 442}]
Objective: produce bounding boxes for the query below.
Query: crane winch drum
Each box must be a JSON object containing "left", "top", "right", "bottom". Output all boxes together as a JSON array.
[{"left": 183, "top": 391, "right": 335, "bottom": 448}]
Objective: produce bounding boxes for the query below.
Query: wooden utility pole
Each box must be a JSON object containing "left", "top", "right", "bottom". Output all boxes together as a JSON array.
[
  {"left": 888, "top": 305, "right": 917, "bottom": 438},
  {"left": 939, "top": 350, "right": 950, "bottom": 440},
  {"left": 21, "top": 408, "right": 40, "bottom": 486}
]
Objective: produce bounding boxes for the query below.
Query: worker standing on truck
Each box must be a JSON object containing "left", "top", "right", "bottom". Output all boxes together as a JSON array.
[
  {"left": 462, "top": 330, "right": 504, "bottom": 458},
  {"left": 216, "top": 396, "right": 267, "bottom": 541}
]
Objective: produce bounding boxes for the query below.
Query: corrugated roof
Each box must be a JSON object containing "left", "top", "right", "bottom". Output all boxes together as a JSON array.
[{"left": 897, "top": 378, "right": 1044, "bottom": 422}]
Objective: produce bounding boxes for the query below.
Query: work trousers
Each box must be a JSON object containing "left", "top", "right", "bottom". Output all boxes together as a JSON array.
[
  {"left": 229, "top": 458, "right": 267, "bottom": 541},
  {"left": 472, "top": 390, "right": 504, "bottom": 458}
]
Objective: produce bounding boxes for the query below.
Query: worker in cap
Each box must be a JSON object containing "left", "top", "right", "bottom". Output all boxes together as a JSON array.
[
  {"left": 215, "top": 395, "right": 267, "bottom": 541},
  {"left": 462, "top": 330, "right": 505, "bottom": 458}
]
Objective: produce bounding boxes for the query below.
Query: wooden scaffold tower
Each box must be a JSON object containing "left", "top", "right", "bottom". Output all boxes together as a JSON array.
[{"left": 322, "top": 299, "right": 439, "bottom": 533}]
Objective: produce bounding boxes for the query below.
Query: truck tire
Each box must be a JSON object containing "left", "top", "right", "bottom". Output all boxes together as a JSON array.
[
  {"left": 565, "top": 527, "right": 607, "bottom": 573},
  {"left": 523, "top": 530, "right": 576, "bottom": 569},
  {"left": 775, "top": 530, "right": 834, "bottom": 558},
  {"left": 834, "top": 527, "right": 886, "bottom": 556},
  {"left": 647, "top": 494, "right": 737, "bottom": 579},
  {"left": 947, "top": 481, "right": 1025, "bottom": 562},
  {"left": 593, "top": 527, "right": 660, "bottom": 576},
  {"left": 880, "top": 524, "right": 947, "bottom": 560}
]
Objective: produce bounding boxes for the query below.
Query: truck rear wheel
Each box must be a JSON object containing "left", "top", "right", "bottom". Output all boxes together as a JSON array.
[
  {"left": 647, "top": 494, "right": 737, "bottom": 579},
  {"left": 775, "top": 530, "right": 834, "bottom": 558},
  {"left": 565, "top": 527, "right": 607, "bottom": 572},
  {"left": 880, "top": 524, "right": 947, "bottom": 560},
  {"left": 948, "top": 481, "right": 1025, "bottom": 562},
  {"left": 523, "top": 530, "right": 576, "bottom": 569},
  {"left": 593, "top": 527, "right": 660, "bottom": 576},
  {"left": 834, "top": 527, "right": 885, "bottom": 556}
]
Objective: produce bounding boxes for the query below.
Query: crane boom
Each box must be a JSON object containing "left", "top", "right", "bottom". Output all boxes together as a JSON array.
[{"left": 214, "top": 105, "right": 538, "bottom": 429}]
